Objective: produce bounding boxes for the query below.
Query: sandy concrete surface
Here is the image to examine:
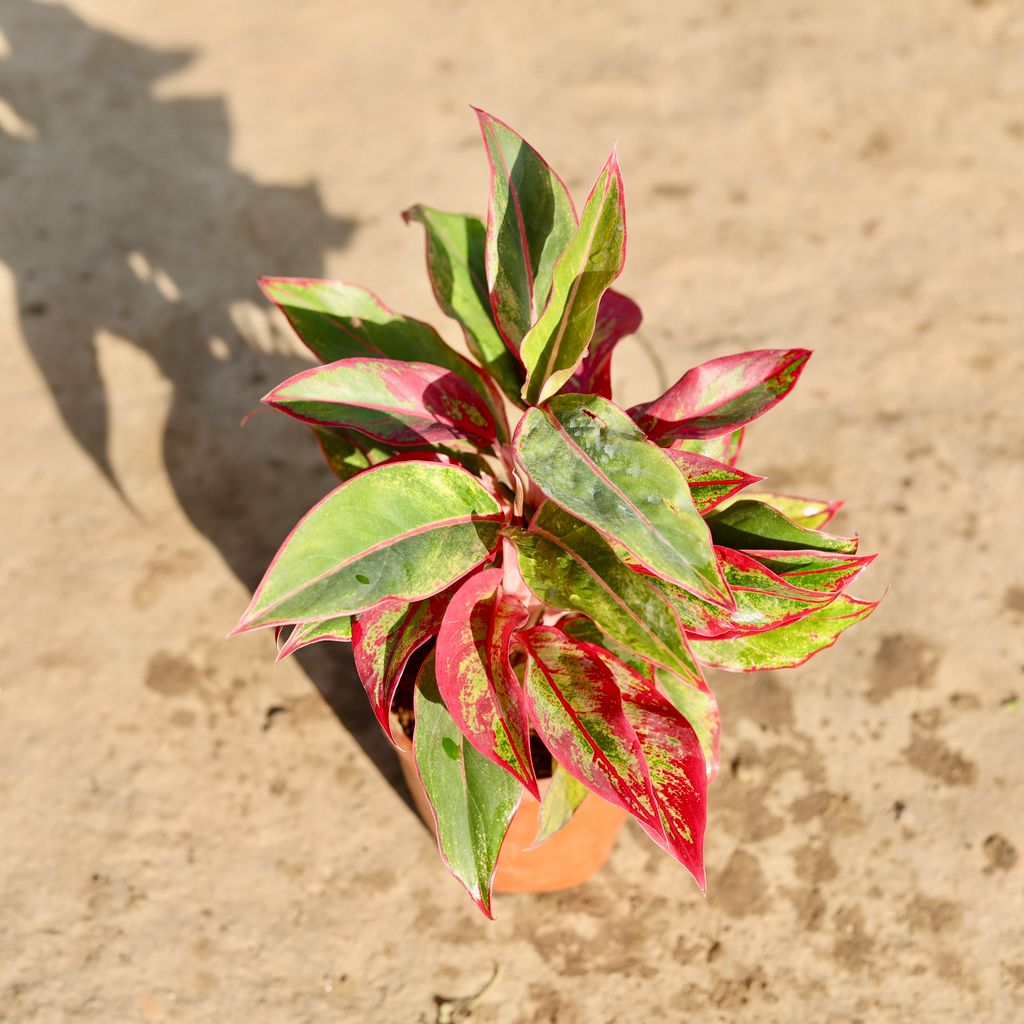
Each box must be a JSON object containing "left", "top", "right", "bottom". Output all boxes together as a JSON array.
[{"left": 2, "top": 0, "right": 1023, "bottom": 1020}]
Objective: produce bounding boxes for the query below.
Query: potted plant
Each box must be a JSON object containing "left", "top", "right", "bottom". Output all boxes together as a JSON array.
[{"left": 231, "top": 109, "right": 878, "bottom": 917}]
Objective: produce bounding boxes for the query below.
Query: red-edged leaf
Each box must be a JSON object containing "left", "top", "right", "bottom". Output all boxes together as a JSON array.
[
  {"left": 748, "top": 550, "right": 877, "bottom": 595},
  {"left": 563, "top": 289, "right": 643, "bottom": 398},
  {"left": 434, "top": 568, "right": 537, "bottom": 797},
  {"left": 664, "top": 449, "right": 763, "bottom": 514},
  {"left": 721, "top": 491, "right": 842, "bottom": 529},
  {"left": 591, "top": 646, "right": 707, "bottom": 888},
  {"left": 352, "top": 591, "right": 450, "bottom": 739},
  {"left": 631, "top": 349, "right": 811, "bottom": 441},
  {"left": 519, "top": 626, "right": 660, "bottom": 831},
  {"left": 277, "top": 614, "right": 353, "bottom": 660},
  {"left": 263, "top": 357, "right": 497, "bottom": 448},
  {"left": 311, "top": 426, "right": 395, "bottom": 482},
  {"left": 475, "top": 109, "right": 577, "bottom": 351},
  {"left": 671, "top": 428, "right": 745, "bottom": 467},
  {"left": 705, "top": 499, "right": 858, "bottom": 554}
]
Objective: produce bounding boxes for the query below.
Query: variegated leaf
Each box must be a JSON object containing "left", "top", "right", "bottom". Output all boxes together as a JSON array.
[
  {"left": 277, "top": 614, "right": 353, "bottom": 660},
  {"left": 631, "top": 349, "right": 811, "bottom": 441},
  {"left": 720, "top": 490, "right": 842, "bottom": 529},
  {"left": 671, "top": 428, "right": 745, "bottom": 466},
  {"left": 705, "top": 499, "right": 858, "bottom": 554},
  {"left": 264, "top": 357, "right": 497, "bottom": 448},
  {"left": 520, "top": 152, "right": 627, "bottom": 404},
  {"left": 519, "top": 626, "right": 660, "bottom": 831},
  {"left": 513, "top": 394, "right": 732, "bottom": 606},
  {"left": 508, "top": 503, "right": 703, "bottom": 685},
  {"left": 692, "top": 594, "right": 879, "bottom": 671},
  {"left": 352, "top": 591, "right": 450, "bottom": 737},
  {"left": 413, "top": 653, "right": 522, "bottom": 918},
  {"left": 563, "top": 289, "right": 643, "bottom": 399},
  {"left": 748, "top": 550, "right": 877, "bottom": 595},
  {"left": 434, "top": 568, "right": 537, "bottom": 796},
  {"left": 311, "top": 426, "right": 394, "bottom": 482},
  {"left": 231, "top": 462, "right": 502, "bottom": 632},
  {"left": 402, "top": 204, "right": 525, "bottom": 404},
  {"left": 532, "top": 761, "right": 590, "bottom": 847},
  {"left": 664, "top": 449, "right": 763, "bottom": 514},
  {"left": 655, "top": 668, "right": 721, "bottom": 783},
  {"left": 475, "top": 109, "right": 577, "bottom": 350}
]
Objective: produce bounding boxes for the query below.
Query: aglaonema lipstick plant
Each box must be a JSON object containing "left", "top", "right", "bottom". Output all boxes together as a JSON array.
[{"left": 232, "top": 109, "right": 879, "bottom": 917}]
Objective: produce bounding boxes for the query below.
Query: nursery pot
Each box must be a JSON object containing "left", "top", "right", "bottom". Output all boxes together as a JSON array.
[{"left": 391, "top": 718, "right": 628, "bottom": 893}]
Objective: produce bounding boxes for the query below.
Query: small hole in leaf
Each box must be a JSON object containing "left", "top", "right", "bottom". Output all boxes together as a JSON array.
[
  {"left": 355, "top": 574, "right": 370, "bottom": 585},
  {"left": 441, "top": 737, "right": 461, "bottom": 760}
]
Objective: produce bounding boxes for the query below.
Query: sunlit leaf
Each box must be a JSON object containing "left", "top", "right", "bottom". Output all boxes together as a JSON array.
[
  {"left": 719, "top": 490, "right": 842, "bottom": 529},
  {"left": 562, "top": 290, "right": 643, "bottom": 399},
  {"left": 748, "top": 549, "right": 877, "bottom": 595},
  {"left": 705, "top": 499, "right": 858, "bottom": 554},
  {"left": 664, "top": 449, "right": 763, "bottom": 514}
]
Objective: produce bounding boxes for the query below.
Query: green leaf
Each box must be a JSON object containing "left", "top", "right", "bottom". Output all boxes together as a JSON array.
[
  {"left": 513, "top": 394, "right": 732, "bottom": 606},
  {"left": 654, "top": 669, "right": 721, "bottom": 781},
  {"left": 705, "top": 499, "right": 858, "bottom": 554},
  {"left": 747, "top": 550, "right": 877, "bottom": 595},
  {"left": 475, "top": 109, "right": 577, "bottom": 350},
  {"left": 311, "top": 426, "right": 394, "bottom": 482},
  {"left": 691, "top": 594, "right": 878, "bottom": 671},
  {"left": 508, "top": 503, "right": 703, "bottom": 685},
  {"left": 719, "top": 491, "right": 841, "bottom": 529},
  {"left": 277, "top": 614, "right": 352, "bottom": 660},
  {"left": 671, "top": 429, "right": 745, "bottom": 466},
  {"left": 413, "top": 653, "right": 523, "bottom": 918},
  {"left": 533, "top": 761, "right": 589, "bottom": 847},
  {"left": 403, "top": 205, "right": 525, "bottom": 405},
  {"left": 664, "top": 449, "right": 763, "bottom": 514},
  {"left": 232, "top": 462, "right": 502, "bottom": 632},
  {"left": 520, "top": 152, "right": 627, "bottom": 404}
]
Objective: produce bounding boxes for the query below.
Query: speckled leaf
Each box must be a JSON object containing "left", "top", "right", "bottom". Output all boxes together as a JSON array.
[
  {"left": 594, "top": 647, "right": 707, "bottom": 888},
  {"left": 413, "top": 653, "right": 522, "bottom": 918},
  {"left": 748, "top": 550, "right": 877, "bottom": 595},
  {"left": 720, "top": 491, "right": 842, "bottom": 529},
  {"left": 659, "top": 546, "right": 836, "bottom": 640},
  {"left": 520, "top": 153, "right": 627, "bottom": 404},
  {"left": 513, "top": 394, "right": 732, "bottom": 606},
  {"left": 232, "top": 462, "right": 502, "bottom": 633},
  {"left": 631, "top": 349, "right": 811, "bottom": 441},
  {"left": 655, "top": 668, "right": 721, "bottom": 782},
  {"left": 475, "top": 109, "right": 577, "bottom": 350},
  {"left": 260, "top": 277, "right": 509, "bottom": 441},
  {"left": 671, "top": 428, "right": 745, "bottom": 467},
  {"left": 435, "top": 568, "right": 536, "bottom": 796},
  {"left": 692, "top": 594, "right": 879, "bottom": 672},
  {"left": 532, "top": 761, "right": 589, "bottom": 847},
  {"left": 562, "top": 290, "right": 643, "bottom": 399},
  {"left": 277, "top": 614, "right": 353, "bottom": 660},
  {"left": 353, "top": 591, "right": 450, "bottom": 737},
  {"left": 311, "top": 426, "right": 395, "bottom": 482},
  {"left": 264, "top": 357, "right": 497, "bottom": 448},
  {"left": 508, "top": 503, "right": 703, "bottom": 685},
  {"left": 520, "top": 626, "right": 660, "bottom": 830},
  {"left": 664, "top": 449, "right": 763, "bottom": 514},
  {"left": 402, "top": 204, "right": 525, "bottom": 404},
  {"left": 705, "top": 499, "right": 858, "bottom": 554}
]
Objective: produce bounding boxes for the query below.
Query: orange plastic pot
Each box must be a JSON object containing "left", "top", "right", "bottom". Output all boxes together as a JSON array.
[{"left": 391, "top": 720, "right": 628, "bottom": 893}]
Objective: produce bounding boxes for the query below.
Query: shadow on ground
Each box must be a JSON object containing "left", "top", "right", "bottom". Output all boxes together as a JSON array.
[{"left": 1, "top": 0, "right": 409, "bottom": 800}]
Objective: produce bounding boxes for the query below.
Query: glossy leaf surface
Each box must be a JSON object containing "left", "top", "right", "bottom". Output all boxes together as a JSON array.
[
  {"left": 665, "top": 449, "right": 763, "bottom": 514},
  {"left": 414, "top": 653, "right": 522, "bottom": 918},
  {"left": 513, "top": 394, "right": 732, "bottom": 605},
  {"left": 353, "top": 592, "right": 450, "bottom": 737},
  {"left": 435, "top": 568, "right": 536, "bottom": 796},
  {"left": 749, "top": 550, "right": 876, "bottom": 595},
  {"left": 692, "top": 594, "right": 878, "bottom": 671},
  {"left": 520, "top": 626, "right": 660, "bottom": 830},
  {"left": 476, "top": 109, "right": 576, "bottom": 350},
  {"left": 706, "top": 499, "right": 858, "bottom": 554},
  {"left": 563, "top": 289, "right": 643, "bottom": 398},
  {"left": 631, "top": 349, "right": 810, "bottom": 441},
  {"left": 533, "top": 761, "right": 589, "bottom": 847},
  {"left": 264, "top": 357, "right": 497, "bottom": 447},
  {"left": 672, "top": 428, "right": 745, "bottom": 466},
  {"left": 720, "top": 491, "right": 842, "bottom": 529},
  {"left": 520, "top": 153, "right": 627, "bottom": 404},
  {"left": 233, "top": 462, "right": 502, "bottom": 632},
  {"left": 403, "top": 204, "right": 524, "bottom": 403}
]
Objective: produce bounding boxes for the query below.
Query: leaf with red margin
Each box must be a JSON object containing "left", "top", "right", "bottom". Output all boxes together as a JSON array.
[
  {"left": 260, "top": 277, "right": 510, "bottom": 442},
  {"left": 719, "top": 491, "right": 842, "bottom": 529},
  {"left": 659, "top": 546, "right": 836, "bottom": 640},
  {"left": 435, "top": 568, "right": 537, "bottom": 797},
  {"left": 353, "top": 591, "right": 450, "bottom": 739},
  {"left": 563, "top": 290, "right": 643, "bottom": 399},
  {"left": 520, "top": 152, "right": 627, "bottom": 405},
  {"left": 705, "top": 499, "right": 858, "bottom": 554},
  {"left": 264, "top": 357, "right": 497, "bottom": 448},
  {"left": 231, "top": 461, "right": 502, "bottom": 633},
  {"left": 747, "top": 550, "right": 877, "bottom": 595},
  {"left": 475, "top": 109, "right": 577, "bottom": 351},
  {"left": 590, "top": 646, "right": 707, "bottom": 889},
  {"left": 691, "top": 594, "right": 879, "bottom": 671},
  {"left": 664, "top": 449, "right": 763, "bottom": 514},
  {"left": 413, "top": 652, "right": 522, "bottom": 918},
  {"left": 671, "top": 428, "right": 745, "bottom": 467},
  {"left": 513, "top": 394, "right": 733, "bottom": 607},
  {"left": 519, "top": 626, "right": 660, "bottom": 831},
  {"left": 277, "top": 614, "right": 353, "bottom": 660},
  {"left": 402, "top": 204, "right": 525, "bottom": 405},
  {"left": 630, "top": 349, "right": 811, "bottom": 441}
]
